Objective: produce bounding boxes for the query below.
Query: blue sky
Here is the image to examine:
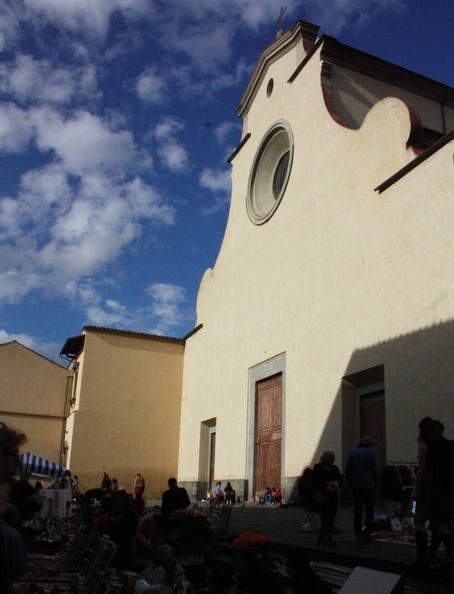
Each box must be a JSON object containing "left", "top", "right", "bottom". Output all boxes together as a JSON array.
[{"left": 0, "top": 0, "right": 453, "bottom": 364}]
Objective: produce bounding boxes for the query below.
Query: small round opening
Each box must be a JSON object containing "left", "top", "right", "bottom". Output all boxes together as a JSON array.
[{"left": 266, "top": 78, "right": 274, "bottom": 97}]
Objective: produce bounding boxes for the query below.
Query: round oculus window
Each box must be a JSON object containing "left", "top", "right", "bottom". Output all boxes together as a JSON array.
[{"left": 247, "top": 122, "right": 293, "bottom": 225}]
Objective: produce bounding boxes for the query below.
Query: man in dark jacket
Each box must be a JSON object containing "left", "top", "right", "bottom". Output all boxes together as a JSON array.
[
  {"left": 345, "top": 436, "right": 379, "bottom": 544},
  {"left": 161, "top": 477, "right": 190, "bottom": 516}
]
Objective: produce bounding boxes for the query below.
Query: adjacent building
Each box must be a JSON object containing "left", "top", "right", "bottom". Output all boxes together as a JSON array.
[
  {"left": 60, "top": 326, "right": 185, "bottom": 497},
  {"left": 0, "top": 341, "right": 72, "bottom": 463}
]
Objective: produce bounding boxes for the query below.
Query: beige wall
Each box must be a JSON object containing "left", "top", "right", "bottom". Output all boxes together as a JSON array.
[
  {"left": 0, "top": 341, "right": 71, "bottom": 462},
  {"left": 67, "top": 330, "right": 184, "bottom": 499},
  {"left": 179, "top": 33, "right": 454, "bottom": 500}
]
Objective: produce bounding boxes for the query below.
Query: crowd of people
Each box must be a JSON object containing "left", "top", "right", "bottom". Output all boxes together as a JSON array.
[
  {"left": 295, "top": 418, "right": 454, "bottom": 572},
  {"left": 2, "top": 416, "right": 454, "bottom": 592}
]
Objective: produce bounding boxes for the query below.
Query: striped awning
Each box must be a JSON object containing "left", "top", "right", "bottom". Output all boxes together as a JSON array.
[{"left": 19, "top": 452, "right": 66, "bottom": 478}]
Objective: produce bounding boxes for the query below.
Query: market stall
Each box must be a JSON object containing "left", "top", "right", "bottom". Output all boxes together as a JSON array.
[
  {"left": 19, "top": 452, "right": 66, "bottom": 479},
  {"left": 18, "top": 452, "right": 73, "bottom": 518}
]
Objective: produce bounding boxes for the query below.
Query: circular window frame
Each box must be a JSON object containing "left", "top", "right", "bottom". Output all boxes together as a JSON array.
[{"left": 246, "top": 120, "right": 294, "bottom": 225}]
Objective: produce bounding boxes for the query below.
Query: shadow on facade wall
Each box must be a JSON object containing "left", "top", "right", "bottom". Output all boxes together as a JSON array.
[{"left": 287, "top": 319, "right": 454, "bottom": 504}]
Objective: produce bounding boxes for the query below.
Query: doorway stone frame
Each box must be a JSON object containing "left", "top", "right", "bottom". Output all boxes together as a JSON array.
[{"left": 247, "top": 352, "right": 286, "bottom": 502}]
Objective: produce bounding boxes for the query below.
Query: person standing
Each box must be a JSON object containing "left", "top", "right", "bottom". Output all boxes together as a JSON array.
[
  {"left": 101, "top": 471, "right": 112, "bottom": 490},
  {"left": 133, "top": 473, "right": 145, "bottom": 496},
  {"left": 224, "top": 482, "right": 235, "bottom": 505},
  {"left": 214, "top": 481, "right": 223, "bottom": 505},
  {"left": 411, "top": 417, "right": 454, "bottom": 566},
  {"left": 345, "top": 436, "right": 379, "bottom": 545},
  {"left": 312, "top": 450, "right": 342, "bottom": 545},
  {"left": 161, "top": 478, "right": 190, "bottom": 516}
]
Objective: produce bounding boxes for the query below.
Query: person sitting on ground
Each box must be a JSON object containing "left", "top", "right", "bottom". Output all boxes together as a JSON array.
[{"left": 263, "top": 486, "right": 272, "bottom": 505}]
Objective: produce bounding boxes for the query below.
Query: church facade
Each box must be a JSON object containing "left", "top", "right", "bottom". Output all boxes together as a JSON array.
[
  {"left": 50, "top": 21, "right": 454, "bottom": 502},
  {"left": 176, "top": 21, "right": 454, "bottom": 501}
]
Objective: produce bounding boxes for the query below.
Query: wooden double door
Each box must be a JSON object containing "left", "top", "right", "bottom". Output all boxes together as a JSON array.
[{"left": 254, "top": 373, "right": 282, "bottom": 499}]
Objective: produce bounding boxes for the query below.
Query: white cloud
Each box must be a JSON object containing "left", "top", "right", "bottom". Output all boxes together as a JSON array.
[
  {"left": 0, "top": 139, "right": 175, "bottom": 305},
  {"left": 61, "top": 280, "right": 189, "bottom": 337},
  {"left": 0, "top": 269, "right": 41, "bottom": 304},
  {"left": 0, "top": 103, "right": 33, "bottom": 152},
  {"left": 200, "top": 168, "right": 231, "bottom": 194},
  {"left": 122, "top": 177, "right": 175, "bottom": 223},
  {"left": 0, "top": 198, "right": 20, "bottom": 241},
  {"left": 31, "top": 109, "right": 137, "bottom": 176},
  {"left": 199, "top": 167, "right": 232, "bottom": 214},
  {"left": 136, "top": 67, "right": 167, "bottom": 104},
  {"left": 20, "top": 164, "right": 73, "bottom": 211},
  {"left": 154, "top": 117, "right": 188, "bottom": 172},
  {"left": 0, "top": 4, "right": 20, "bottom": 52},
  {"left": 33, "top": 174, "right": 175, "bottom": 282},
  {"left": 166, "top": 23, "right": 234, "bottom": 74},
  {"left": 214, "top": 121, "right": 240, "bottom": 144},
  {"left": 158, "top": 143, "right": 188, "bottom": 173},
  {"left": 85, "top": 300, "right": 131, "bottom": 327},
  {"left": 152, "top": 1, "right": 294, "bottom": 72},
  {"left": 0, "top": 55, "right": 97, "bottom": 105},
  {"left": 22, "top": 0, "right": 150, "bottom": 40},
  {"left": 154, "top": 117, "right": 184, "bottom": 141},
  {"left": 305, "top": 0, "right": 404, "bottom": 35},
  {"left": 146, "top": 282, "right": 187, "bottom": 335}
]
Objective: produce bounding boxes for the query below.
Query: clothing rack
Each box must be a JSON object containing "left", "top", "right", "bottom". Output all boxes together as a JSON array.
[{"left": 379, "top": 463, "right": 417, "bottom": 518}]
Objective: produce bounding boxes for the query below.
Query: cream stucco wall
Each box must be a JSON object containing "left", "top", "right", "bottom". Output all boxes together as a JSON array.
[
  {"left": 0, "top": 341, "right": 71, "bottom": 462},
  {"left": 67, "top": 330, "right": 184, "bottom": 498},
  {"left": 179, "top": 33, "right": 454, "bottom": 501}
]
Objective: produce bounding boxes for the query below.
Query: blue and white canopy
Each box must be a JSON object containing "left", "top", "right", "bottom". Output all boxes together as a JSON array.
[{"left": 19, "top": 452, "right": 66, "bottom": 479}]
